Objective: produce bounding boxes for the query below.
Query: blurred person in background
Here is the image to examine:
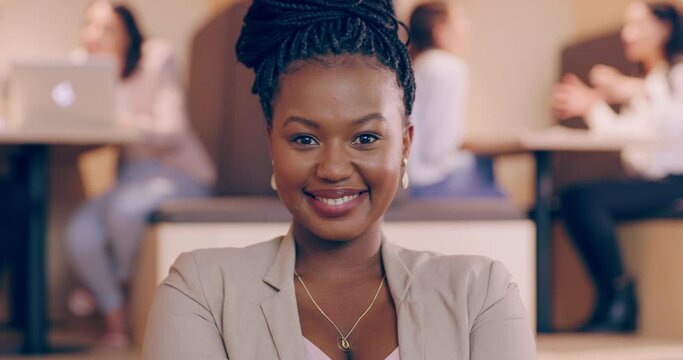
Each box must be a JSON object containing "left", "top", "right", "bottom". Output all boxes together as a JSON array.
[
  {"left": 552, "top": 1, "right": 683, "bottom": 332},
  {"left": 407, "top": 1, "right": 504, "bottom": 198},
  {"left": 65, "top": 0, "right": 215, "bottom": 347},
  {"left": 0, "top": 158, "right": 28, "bottom": 328}
]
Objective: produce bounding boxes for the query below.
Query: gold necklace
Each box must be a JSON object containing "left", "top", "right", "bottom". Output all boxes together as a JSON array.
[{"left": 294, "top": 271, "right": 386, "bottom": 353}]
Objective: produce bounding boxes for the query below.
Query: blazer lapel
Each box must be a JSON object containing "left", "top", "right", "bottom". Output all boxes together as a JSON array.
[
  {"left": 382, "top": 239, "right": 425, "bottom": 360},
  {"left": 260, "top": 231, "right": 306, "bottom": 360}
]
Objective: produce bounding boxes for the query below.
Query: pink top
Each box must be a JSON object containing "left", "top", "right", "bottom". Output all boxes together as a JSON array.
[{"left": 303, "top": 338, "right": 400, "bottom": 360}]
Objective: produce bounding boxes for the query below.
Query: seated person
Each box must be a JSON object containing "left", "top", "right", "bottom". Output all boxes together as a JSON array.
[
  {"left": 408, "top": 1, "right": 503, "bottom": 198},
  {"left": 143, "top": 0, "right": 535, "bottom": 359},
  {"left": 0, "top": 166, "right": 28, "bottom": 326},
  {"left": 64, "top": 0, "right": 215, "bottom": 348},
  {"left": 552, "top": 1, "right": 683, "bottom": 332}
]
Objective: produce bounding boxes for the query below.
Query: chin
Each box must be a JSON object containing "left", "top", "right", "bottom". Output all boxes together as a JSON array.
[
  {"left": 306, "top": 219, "right": 373, "bottom": 242},
  {"left": 623, "top": 48, "right": 642, "bottom": 63}
]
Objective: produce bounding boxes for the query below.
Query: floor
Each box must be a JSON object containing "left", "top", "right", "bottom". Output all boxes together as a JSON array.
[{"left": 3, "top": 328, "right": 683, "bottom": 360}]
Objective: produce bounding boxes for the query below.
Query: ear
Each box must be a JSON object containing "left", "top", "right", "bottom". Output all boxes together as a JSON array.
[{"left": 402, "top": 121, "right": 414, "bottom": 161}]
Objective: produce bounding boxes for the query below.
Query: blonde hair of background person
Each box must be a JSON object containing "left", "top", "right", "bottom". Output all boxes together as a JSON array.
[
  {"left": 64, "top": 0, "right": 215, "bottom": 348},
  {"left": 552, "top": 1, "right": 683, "bottom": 332},
  {"left": 142, "top": 0, "right": 535, "bottom": 359}
]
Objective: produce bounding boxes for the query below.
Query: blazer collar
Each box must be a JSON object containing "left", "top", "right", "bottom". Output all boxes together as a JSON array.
[
  {"left": 382, "top": 236, "right": 425, "bottom": 360},
  {"left": 260, "top": 229, "right": 306, "bottom": 360},
  {"left": 263, "top": 228, "right": 297, "bottom": 292},
  {"left": 260, "top": 229, "right": 424, "bottom": 359}
]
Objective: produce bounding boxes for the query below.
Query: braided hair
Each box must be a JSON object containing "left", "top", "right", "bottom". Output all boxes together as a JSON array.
[{"left": 236, "top": 0, "right": 416, "bottom": 124}]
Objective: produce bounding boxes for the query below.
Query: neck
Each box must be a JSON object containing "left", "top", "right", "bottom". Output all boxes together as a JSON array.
[{"left": 293, "top": 222, "right": 384, "bottom": 281}]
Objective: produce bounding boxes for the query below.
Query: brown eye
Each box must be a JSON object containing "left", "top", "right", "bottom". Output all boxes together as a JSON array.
[
  {"left": 291, "top": 134, "right": 320, "bottom": 146},
  {"left": 352, "top": 133, "right": 380, "bottom": 145}
]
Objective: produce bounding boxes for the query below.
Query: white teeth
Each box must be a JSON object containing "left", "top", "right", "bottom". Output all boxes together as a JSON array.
[{"left": 316, "top": 194, "right": 359, "bottom": 206}]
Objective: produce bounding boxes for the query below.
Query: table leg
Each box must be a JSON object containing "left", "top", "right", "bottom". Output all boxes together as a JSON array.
[
  {"left": 22, "top": 145, "right": 49, "bottom": 354},
  {"left": 535, "top": 151, "right": 554, "bottom": 333}
]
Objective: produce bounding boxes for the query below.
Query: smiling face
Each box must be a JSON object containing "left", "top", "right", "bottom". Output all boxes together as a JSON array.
[{"left": 269, "top": 55, "right": 412, "bottom": 242}]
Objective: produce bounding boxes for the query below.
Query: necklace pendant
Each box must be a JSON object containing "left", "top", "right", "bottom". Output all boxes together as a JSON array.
[{"left": 337, "top": 337, "right": 351, "bottom": 352}]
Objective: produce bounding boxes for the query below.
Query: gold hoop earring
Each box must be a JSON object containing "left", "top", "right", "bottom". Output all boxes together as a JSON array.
[
  {"left": 401, "top": 158, "right": 410, "bottom": 189},
  {"left": 270, "top": 174, "right": 278, "bottom": 191}
]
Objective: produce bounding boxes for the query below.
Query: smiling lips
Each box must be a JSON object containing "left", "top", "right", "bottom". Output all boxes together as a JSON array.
[{"left": 305, "top": 189, "right": 368, "bottom": 218}]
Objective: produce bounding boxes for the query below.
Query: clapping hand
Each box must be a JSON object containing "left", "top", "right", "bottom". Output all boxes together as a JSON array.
[
  {"left": 552, "top": 73, "right": 601, "bottom": 120},
  {"left": 589, "top": 65, "right": 644, "bottom": 104}
]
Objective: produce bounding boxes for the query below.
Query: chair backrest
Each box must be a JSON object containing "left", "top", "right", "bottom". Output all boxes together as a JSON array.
[{"left": 187, "top": 0, "right": 273, "bottom": 196}]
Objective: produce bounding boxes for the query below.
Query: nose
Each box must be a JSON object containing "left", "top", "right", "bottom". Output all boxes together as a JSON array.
[
  {"left": 315, "top": 142, "right": 353, "bottom": 183},
  {"left": 621, "top": 25, "right": 636, "bottom": 44}
]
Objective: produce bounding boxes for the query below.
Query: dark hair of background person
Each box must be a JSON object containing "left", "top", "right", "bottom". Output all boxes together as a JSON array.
[
  {"left": 113, "top": 4, "right": 145, "bottom": 79},
  {"left": 235, "top": 0, "right": 416, "bottom": 124},
  {"left": 649, "top": 2, "right": 683, "bottom": 64},
  {"left": 409, "top": 1, "right": 449, "bottom": 56}
]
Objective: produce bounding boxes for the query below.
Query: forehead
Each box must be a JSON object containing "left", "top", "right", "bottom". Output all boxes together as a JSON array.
[
  {"left": 273, "top": 56, "right": 404, "bottom": 124},
  {"left": 625, "top": 2, "right": 652, "bottom": 23},
  {"left": 86, "top": 2, "right": 115, "bottom": 23}
]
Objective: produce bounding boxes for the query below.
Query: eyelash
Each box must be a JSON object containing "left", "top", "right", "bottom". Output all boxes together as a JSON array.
[
  {"left": 351, "top": 133, "right": 381, "bottom": 145},
  {"left": 288, "top": 133, "right": 382, "bottom": 147},
  {"left": 290, "top": 134, "right": 319, "bottom": 147}
]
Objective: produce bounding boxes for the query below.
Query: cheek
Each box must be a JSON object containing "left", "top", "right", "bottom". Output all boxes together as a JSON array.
[
  {"left": 271, "top": 141, "right": 311, "bottom": 187},
  {"left": 358, "top": 141, "right": 403, "bottom": 190}
]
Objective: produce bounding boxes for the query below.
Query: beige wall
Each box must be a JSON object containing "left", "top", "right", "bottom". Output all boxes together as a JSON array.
[{"left": 573, "top": 0, "right": 632, "bottom": 40}]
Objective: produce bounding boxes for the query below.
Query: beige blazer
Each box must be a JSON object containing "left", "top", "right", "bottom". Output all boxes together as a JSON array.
[{"left": 143, "top": 231, "right": 536, "bottom": 359}]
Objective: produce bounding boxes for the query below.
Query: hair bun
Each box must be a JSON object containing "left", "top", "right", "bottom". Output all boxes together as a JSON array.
[{"left": 236, "top": 0, "right": 400, "bottom": 70}]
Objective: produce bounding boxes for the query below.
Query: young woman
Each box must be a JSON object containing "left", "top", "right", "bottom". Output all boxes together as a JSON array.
[
  {"left": 552, "top": 2, "right": 683, "bottom": 332},
  {"left": 143, "top": 1, "right": 534, "bottom": 359},
  {"left": 65, "top": 0, "right": 215, "bottom": 347},
  {"left": 408, "top": 2, "right": 503, "bottom": 198}
]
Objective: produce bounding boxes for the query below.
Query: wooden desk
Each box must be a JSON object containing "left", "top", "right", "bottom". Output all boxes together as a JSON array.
[
  {"left": 465, "top": 127, "right": 650, "bottom": 333},
  {"left": 0, "top": 127, "right": 138, "bottom": 354}
]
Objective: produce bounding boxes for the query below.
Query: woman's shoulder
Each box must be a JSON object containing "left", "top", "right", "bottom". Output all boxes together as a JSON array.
[
  {"left": 172, "top": 237, "right": 284, "bottom": 274},
  {"left": 393, "top": 244, "right": 501, "bottom": 274},
  {"left": 135, "top": 39, "right": 177, "bottom": 77},
  {"left": 392, "top": 244, "right": 514, "bottom": 298},
  {"left": 412, "top": 49, "right": 467, "bottom": 78},
  {"left": 165, "top": 237, "right": 285, "bottom": 295},
  {"left": 392, "top": 245, "right": 521, "bottom": 322}
]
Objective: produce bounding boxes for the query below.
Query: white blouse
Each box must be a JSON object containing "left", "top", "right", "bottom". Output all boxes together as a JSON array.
[
  {"left": 408, "top": 49, "right": 475, "bottom": 187},
  {"left": 303, "top": 337, "right": 399, "bottom": 360},
  {"left": 587, "top": 62, "right": 683, "bottom": 179},
  {"left": 74, "top": 40, "right": 216, "bottom": 186}
]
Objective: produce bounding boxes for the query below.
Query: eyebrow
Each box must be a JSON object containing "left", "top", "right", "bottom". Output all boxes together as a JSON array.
[
  {"left": 351, "top": 113, "right": 387, "bottom": 126},
  {"left": 283, "top": 116, "right": 319, "bottom": 129},
  {"left": 283, "top": 113, "right": 387, "bottom": 128}
]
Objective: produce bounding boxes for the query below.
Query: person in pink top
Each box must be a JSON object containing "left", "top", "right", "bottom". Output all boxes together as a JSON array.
[{"left": 64, "top": 0, "right": 215, "bottom": 348}]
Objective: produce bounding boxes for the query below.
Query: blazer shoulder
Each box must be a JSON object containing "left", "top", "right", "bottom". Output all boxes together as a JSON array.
[
  {"left": 396, "top": 247, "right": 516, "bottom": 312},
  {"left": 395, "top": 245, "right": 500, "bottom": 280},
  {"left": 182, "top": 236, "right": 283, "bottom": 274}
]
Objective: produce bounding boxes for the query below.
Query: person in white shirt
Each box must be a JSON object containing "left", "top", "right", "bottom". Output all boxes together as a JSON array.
[
  {"left": 552, "top": 1, "right": 683, "bottom": 332},
  {"left": 408, "top": 2, "right": 503, "bottom": 198},
  {"left": 64, "top": 0, "right": 215, "bottom": 347}
]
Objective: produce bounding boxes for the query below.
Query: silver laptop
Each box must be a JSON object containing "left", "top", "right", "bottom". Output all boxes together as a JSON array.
[{"left": 8, "top": 60, "right": 117, "bottom": 131}]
